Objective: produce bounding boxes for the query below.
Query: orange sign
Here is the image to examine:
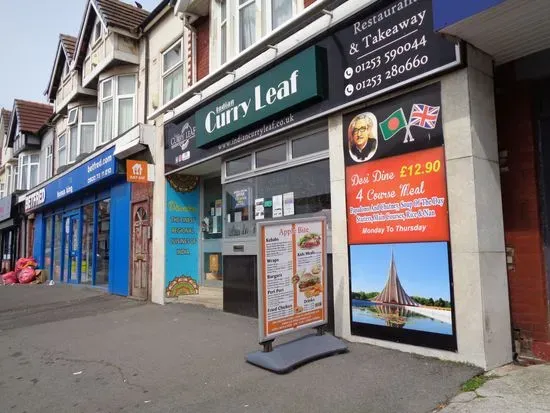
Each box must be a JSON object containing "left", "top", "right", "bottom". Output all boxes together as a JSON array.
[
  {"left": 126, "top": 160, "right": 148, "bottom": 183},
  {"left": 259, "top": 218, "right": 327, "bottom": 342},
  {"left": 346, "top": 146, "right": 449, "bottom": 244}
]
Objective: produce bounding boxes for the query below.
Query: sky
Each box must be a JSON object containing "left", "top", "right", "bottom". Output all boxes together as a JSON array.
[
  {"left": 0, "top": 0, "right": 161, "bottom": 110},
  {"left": 350, "top": 241, "right": 451, "bottom": 300}
]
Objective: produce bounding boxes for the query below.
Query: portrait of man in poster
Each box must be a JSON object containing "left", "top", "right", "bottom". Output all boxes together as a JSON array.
[{"left": 347, "top": 113, "right": 378, "bottom": 163}]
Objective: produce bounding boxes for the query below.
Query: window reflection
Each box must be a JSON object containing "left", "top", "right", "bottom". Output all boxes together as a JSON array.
[
  {"left": 96, "top": 199, "right": 110, "bottom": 285},
  {"left": 81, "top": 204, "right": 94, "bottom": 284}
]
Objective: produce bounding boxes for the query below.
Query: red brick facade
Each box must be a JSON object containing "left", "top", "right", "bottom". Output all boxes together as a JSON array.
[
  {"left": 496, "top": 67, "right": 550, "bottom": 359},
  {"left": 196, "top": 17, "right": 210, "bottom": 81},
  {"left": 304, "top": 0, "right": 316, "bottom": 8}
]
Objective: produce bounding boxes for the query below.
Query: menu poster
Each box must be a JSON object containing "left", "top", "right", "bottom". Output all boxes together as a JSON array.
[
  {"left": 234, "top": 189, "right": 249, "bottom": 208},
  {"left": 258, "top": 218, "right": 327, "bottom": 342},
  {"left": 273, "top": 195, "right": 283, "bottom": 218},
  {"left": 255, "top": 198, "right": 265, "bottom": 220},
  {"left": 283, "top": 192, "right": 295, "bottom": 216},
  {"left": 343, "top": 83, "right": 457, "bottom": 351}
]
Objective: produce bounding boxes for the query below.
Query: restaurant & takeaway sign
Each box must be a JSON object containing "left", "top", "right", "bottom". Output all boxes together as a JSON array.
[
  {"left": 344, "top": 83, "right": 457, "bottom": 352},
  {"left": 258, "top": 217, "right": 327, "bottom": 342},
  {"left": 165, "top": 0, "right": 462, "bottom": 171}
]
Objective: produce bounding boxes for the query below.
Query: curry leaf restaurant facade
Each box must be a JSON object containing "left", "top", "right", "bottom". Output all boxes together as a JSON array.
[{"left": 153, "top": 0, "right": 514, "bottom": 370}]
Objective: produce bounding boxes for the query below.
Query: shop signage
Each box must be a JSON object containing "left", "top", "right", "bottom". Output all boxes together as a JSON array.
[
  {"left": 343, "top": 83, "right": 456, "bottom": 351},
  {"left": 0, "top": 196, "right": 12, "bottom": 222},
  {"left": 126, "top": 160, "right": 148, "bottom": 183},
  {"left": 258, "top": 217, "right": 327, "bottom": 342},
  {"left": 165, "top": 0, "right": 461, "bottom": 171},
  {"left": 195, "top": 46, "right": 326, "bottom": 147},
  {"left": 25, "top": 147, "right": 117, "bottom": 213}
]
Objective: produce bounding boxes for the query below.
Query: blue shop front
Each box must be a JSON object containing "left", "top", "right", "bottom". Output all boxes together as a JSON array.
[{"left": 25, "top": 146, "right": 131, "bottom": 295}]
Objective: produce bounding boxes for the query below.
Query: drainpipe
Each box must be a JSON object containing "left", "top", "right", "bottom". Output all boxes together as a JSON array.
[{"left": 144, "top": 35, "right": 149, "bottom": 123}]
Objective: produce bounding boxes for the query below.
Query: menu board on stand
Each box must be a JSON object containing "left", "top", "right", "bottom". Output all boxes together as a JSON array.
[{"left": 246, "top": 217, "right": 347, "bottom": 373}]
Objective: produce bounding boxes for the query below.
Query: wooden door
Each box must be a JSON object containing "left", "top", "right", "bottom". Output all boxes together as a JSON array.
[{"left": 131, "top": 202, "right": 150, "bottom": 299}]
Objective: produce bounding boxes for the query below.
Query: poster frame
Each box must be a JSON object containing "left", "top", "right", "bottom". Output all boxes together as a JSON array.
[{"left": 257, "top": 216, "right": 328, "bottom": 344}]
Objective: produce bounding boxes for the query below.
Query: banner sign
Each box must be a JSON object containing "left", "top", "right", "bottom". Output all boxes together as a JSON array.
[
  {"left": 165, "top": 181, "right": 200, "bottom": 297},
  {"left": 196, "top": 46, "right": 326, "bottom": 147},
  {"left": 25, "top": 148, "right": 117, "bottom": 212},
  {"left": 344, "top": 83, "right": 456, "bottom": 351},
  {"left": 165, "top": 0, "right": 461, "bottom": 172},
  {"left": 258, "top": 217, "right": 327, "bottom": 342}
]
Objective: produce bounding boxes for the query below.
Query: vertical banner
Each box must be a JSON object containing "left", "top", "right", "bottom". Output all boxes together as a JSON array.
[
  {"left": 258, "top": 218, "right": 327, "bottom": 342},
  {"left": 165, "top": 180, "right": 200, "bottom": 297},
  {"left": 344, "top": 83, "right": 457, "bottom": 351}
]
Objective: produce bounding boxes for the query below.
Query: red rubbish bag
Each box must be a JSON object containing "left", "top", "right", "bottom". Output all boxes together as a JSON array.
[
  {"left": 2, "top": 271, "right": 18, "bottom": 285},
  {"left": 17, "top": 267, "right": 36, "bottom": 284}
]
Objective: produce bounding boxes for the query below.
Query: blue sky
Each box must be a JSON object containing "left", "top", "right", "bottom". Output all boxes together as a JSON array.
[
  {"left": 0, "top": 0, "right": 160, "bottom": 110},
  {"left": 350, "top": 242, "right": 451, "bottom": 300}
]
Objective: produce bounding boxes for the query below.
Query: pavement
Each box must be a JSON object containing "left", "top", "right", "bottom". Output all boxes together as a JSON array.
[
  {"left": 439, "top": 364, "right": 550, "bottom": 413},
  {"left": 1, "top": 284, "right": 483, "bottom": 413}
]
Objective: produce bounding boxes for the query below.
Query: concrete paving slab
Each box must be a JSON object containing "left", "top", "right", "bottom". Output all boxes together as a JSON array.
[{"left": 0, "top": 285, "right": 480, "bottom": 413}]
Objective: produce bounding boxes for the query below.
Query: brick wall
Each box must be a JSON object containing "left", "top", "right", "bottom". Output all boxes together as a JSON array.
[
  {"left": 196, "top": 17, "right": 210, "bottom": 81},
  {"left": 496, "top": 67, "right": 550, "bottom": 358},
  {"left": 304, "top": 0, "right": 316, "bottom": 8}
]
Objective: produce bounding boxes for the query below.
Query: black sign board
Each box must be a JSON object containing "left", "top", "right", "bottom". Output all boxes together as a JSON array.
[{"left": 165, "top": 0, "right": 461, "bottom": 171}]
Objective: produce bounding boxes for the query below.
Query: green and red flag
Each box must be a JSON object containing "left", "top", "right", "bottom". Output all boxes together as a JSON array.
[{"left": 379, "top": 108, "right": 408, "bottom": 141}]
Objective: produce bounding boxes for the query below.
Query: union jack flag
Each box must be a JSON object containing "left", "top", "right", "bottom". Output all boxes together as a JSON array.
[{"left": 408, "top": 104, "right": 440, "bottom": 129}]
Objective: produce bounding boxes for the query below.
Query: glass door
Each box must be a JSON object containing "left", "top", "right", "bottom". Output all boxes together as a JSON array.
[
  {"left": 202, "top": 176, "right": 223, "bottom": 287},
  {"left": 61, "top": 214, "right": 81, "bottom": 283}
]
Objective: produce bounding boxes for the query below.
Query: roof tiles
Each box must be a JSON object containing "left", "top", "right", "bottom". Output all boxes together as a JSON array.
[
  {"left": 96, "top": 0, "right": 150, "bottom": 32},
  {"left": 13, "top": 100, "right": 53, "bottom": 134}
]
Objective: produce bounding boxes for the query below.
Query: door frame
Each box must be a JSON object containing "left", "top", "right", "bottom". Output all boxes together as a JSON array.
[
  {"left": 60, "top": 211, "right": 81, "bottom": 284},
  {"left": 200, "top": 174, "right": 224, "bottom": 288}
]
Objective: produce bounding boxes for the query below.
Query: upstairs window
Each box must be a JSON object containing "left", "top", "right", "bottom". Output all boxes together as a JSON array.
[
  {"left": 58, "top": 133, "right": 67, "bottom": 168},
  {"left": 67, "top": 105, "right": 97, "bottom": 164},
  {"left": 100, "top": 74, "right": 136, "bottom": 144},
  {"left": 91, "top": 17, "right": 103, "bottom": 45},
  {"left": 18, "top": 153, "right": 39, "bottom": 190},
  {"left": 46, "top": 145, "right": 53, "bottom": 179},
  {"left": 162, "top": 39, "right": 184, "bottom": 104},
  {"left": 0, "top": 182, "right": 5, "bottom": 199},
  {"left": 215, "top": 0, "right": 297, "bottom": 65}
]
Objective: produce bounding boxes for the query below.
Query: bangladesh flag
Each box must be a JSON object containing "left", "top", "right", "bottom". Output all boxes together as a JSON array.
[{"left": 379, "top": 108, "right": 408, "bottom": 141}]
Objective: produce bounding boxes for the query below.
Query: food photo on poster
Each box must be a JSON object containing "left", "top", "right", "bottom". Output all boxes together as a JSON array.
[{"left": 349, "top": 242, "right": 456, "bottom": 350}]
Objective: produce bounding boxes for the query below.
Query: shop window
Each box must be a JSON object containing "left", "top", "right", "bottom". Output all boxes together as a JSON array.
[
  {"left": 100, "top": 75, "right": 136, "bottom": 144},
  {"left": 203, "top": 177, "right": 223, "bottom": 239},
  {"left": 224, "top": 159, "right": 331, "bottom": 237},
  {"left": 81, "top": 204, "right": 94, "bottom": 284},
  {"left": 96, "top": 198, "right": 110, "bottom": 285},
  {"left": 255, "top": 143, "right": 287, "bottom": 168},
  {"left": 226, "top": 154, "right": 252, "bottom": 176},
  {"left": 44, "top": 217, "right": 53, "bottom": 273},
  {"left": 53, "top": 215, "right": 62, "bottom": 281},
  {"left": 162, "top": 39, "right": 185, "bottom": 104},
  {"left": 291, "top": 130, "right": 329, "bottom": 158}
]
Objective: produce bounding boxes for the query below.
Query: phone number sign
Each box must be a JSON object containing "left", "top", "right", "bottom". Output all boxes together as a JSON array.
[{"left": 346, "top": 146, "right": 449, "bottom": 244}]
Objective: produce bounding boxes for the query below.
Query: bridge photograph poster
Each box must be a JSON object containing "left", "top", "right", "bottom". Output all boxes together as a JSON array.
[{"left": 344, "top": 83, "right": 457, "bottom": 351}]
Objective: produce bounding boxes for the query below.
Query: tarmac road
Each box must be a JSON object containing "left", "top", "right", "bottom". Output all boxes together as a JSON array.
[{"left": 0, "top": 284, "right": 479, "bottom": 413}]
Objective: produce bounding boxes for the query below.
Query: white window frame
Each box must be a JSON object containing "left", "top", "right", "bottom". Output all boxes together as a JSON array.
[
  {"left": 68, "top": 108, "right": 79, "bottom": 163},
  {"left": 6, "top": 165, "right": 12, "bottom": 195},
  {"left": 265, "top": 0, "right": 296, "bottom": 32},
  {"left": 67, "top": 107, "right": 97, "bottom": 163},
  {"left": 18, "top": 153, "right": 39, "bottom": 191},
  {"left": 99, "top": 74, "right": 136, "bottom": 145},
  {"left": 219, "top": 0, "right": 228, "bottom": 65},
  {"left": 91, "top": 17, "right": 103, "bottom": 46},
  {"left": 236, "top": 0, "right": 257, "bottom": 53},
  {"left": 58, "top": 133, "right": 67, "bottom": 168},
  {"left": 46, "top": 144, "right": 53, "bottom": 179},
  {"left": 80, "top": 106, "right": 97, "bottom": 155},
  {"left": 161, "top": 39, "right": 185, "bottom": 104},
  {"left": 0, "top": 182, "right": 5, "bottom": 199}
]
